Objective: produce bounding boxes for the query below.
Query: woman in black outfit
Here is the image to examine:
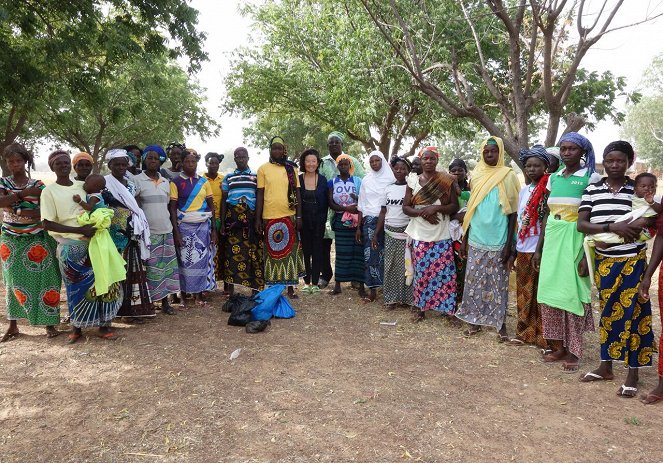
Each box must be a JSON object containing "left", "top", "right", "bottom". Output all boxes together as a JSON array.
[{"left": 299, "top": 148, "right": 329, "bottom": 293}]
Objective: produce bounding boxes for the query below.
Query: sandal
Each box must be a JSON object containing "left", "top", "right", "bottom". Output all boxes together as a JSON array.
[
  {"left": 1, "top": 331, "right": 20, "bottom": 343},
  {"left": 67, "top": 333, "right": 82, "bottom": 344},
  {"left": 561, "top": 361, "right": 579, "bottom": 373},
  {"left": 641, "top": 393, "right": 663, "bottom": 405},
  {"left": 463, "top": 327, "right": 481, "bottom": 337},
  {"left": 497, "top": 334, "right": 510, "bottom": 343},
  {"left": 309, "top": 285, "right": 320, "bottom": 294},
  {"left": 579, "top": 371, "right": 614, "bottom": 382},
  {"left": 98, "top": 331, "right": 118, "bottom": 340},
  {"left": 507, "top": 338, "right": 526, "bottom": 346},
  {"left": 617, "top": 384, "right": 638, "bottom": 398},
  {"left": 361, "top": 297, "right": 375, "bottom": 304}
]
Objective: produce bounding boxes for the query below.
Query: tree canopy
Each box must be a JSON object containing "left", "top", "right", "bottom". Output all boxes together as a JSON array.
[
  {"left": 356, "top": 0, "right": 658, "bottom": 161},
  {"left": 38, "top": 54, "right": 217, "bottom": 172},
  {"left": 622, "top": 54, "right": 663, "bottom": 167},
  {"left": 224, "top": 0, "right": 475, "bottom": 159},
  {"left": 0, "top": 0, "right": 208, "bottom": 170}
]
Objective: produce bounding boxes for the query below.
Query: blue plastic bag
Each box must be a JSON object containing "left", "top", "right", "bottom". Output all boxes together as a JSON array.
[
  {"left": 251, "top": 284, "right": 285, "bottom": 321},
  {"left": 274, "top": 297, "right": 295, "bottom": 319}
]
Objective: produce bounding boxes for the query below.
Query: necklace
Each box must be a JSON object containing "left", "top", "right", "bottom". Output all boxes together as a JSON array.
[{"left": 606, "top": 178, "right": 627, "bottom": 195}]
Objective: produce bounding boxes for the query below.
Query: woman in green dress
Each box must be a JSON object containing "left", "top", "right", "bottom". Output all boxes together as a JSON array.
[{"left": 0, "top": 144, "right": 62, "bottom": 342}]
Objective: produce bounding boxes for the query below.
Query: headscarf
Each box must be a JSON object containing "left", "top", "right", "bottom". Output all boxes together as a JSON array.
[
  {"left": 334, "top": 153, "right": 355, "bottom": 175},
  {"left": 558, "top": 132, "right": 595, "bottom": 173},
  {"left": 463, "top": 136, "right": 521, "bottom": 233},
  {"left": 418, "top": 146, "right": 440, "bottom": 158},
  {"left": 327, "top": 131, "right": 345, "bottom": 143},
  {"left": 48, "top": 149, "right": 70, "bottom": 170},
  {"left": 358, "top": 151, "right": 396, "bottom": 216},
  {"left": 167, "top": 142, "right": 186, "bottom": 153},
  {"left": 105, "top": 148, "right": 129, "bottom": 166},
  {"left": 142, "top": 145, "right": 167, "bottom": 163},
  {"left": 518, "top": 144, "right": 550, "bottom": 167},
  {"left": 603, "top": 140, "right": 635, "bottom": 165},
  {"left": 268, "top": 136, "right": 298, "bottom": 210},
  {"left": 449, "top": 158, "right": 469, "bottom": 191},
  {"left": 518, "top": 145, "right": 551, "bottom": 242},
  {"left": 72, "top": 152, "right": 93, "bottom": 168},
  {"left": 104, "top": 174, "right": 151, "bottom": 259},
  {"left": 126, "top": 151, "right": 137, "bottom": 167},
  {"left": 390, "top": 155, "right": 411, "bottom": 171},
  {"left": 546, "top": 147, "right": 561, "bottom": 161}
]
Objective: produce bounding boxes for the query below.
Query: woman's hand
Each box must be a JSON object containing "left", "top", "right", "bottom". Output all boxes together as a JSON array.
[
  {"left": 459, "top": 235, "right": 468, "bottom": 260},
  {"left": 638, "top": 276, "right": 652, "bottom": 301},
  {"left": 296, "top": 217, "right": 302, "bottom": 232},
  {"left": 532, "top": 251, "right": 542, "bottom": 272},
  {"left": 22, "top": 187, "right": 43, "bottom": 197},
  {"left": 210, "top": 227, "right": 218, "bottom": 245},
  {"left": 419, "top": 206, "right": 440, "bottom": 225},
  {"left": 371, "top": 235, "right": 378, "bottom": 250},
  {"left": 577, "top": 256, "right": 589, "bottom": 277},
  {"left": 73, "top": 194, "right": 81, "bottom": 204},
  {"left": 345, "top": 204, "right": 358, "bottom": 214},
  {"left": 255, "top": 218, "right": 263, "bottom": 235},
  {"left": 355, "top": 227, "right": 362, "bottom": 243},
  {"left": 174, "top": 231, "right": 183, "bottom": 248},
  {"left": 79, "top": 224, "right": 96, "bottom": 238},
  {"left": 500, "top": 245, "right": 511, "bottom": 266},
  {"left": 610, "top": 221, "right": 642, "bottom": 241}
]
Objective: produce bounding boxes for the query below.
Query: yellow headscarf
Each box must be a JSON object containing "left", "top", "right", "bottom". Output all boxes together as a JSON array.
[
  {"left": 462, "top": 136, "right": 521, "bottom": 233},
  {"left": 335, "top": 153, "right": 355, "bottom": 175}
]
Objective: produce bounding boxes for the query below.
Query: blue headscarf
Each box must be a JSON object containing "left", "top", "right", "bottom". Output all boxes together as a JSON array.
[
  {"left": 142, "top": 145, "right": 167, "bottom": 163},
  {"left": 518, "top": 144, "right": 550, "bottom": 167},
  {"left": 558, "top": 132, "right": 595, "bottom": 173}
]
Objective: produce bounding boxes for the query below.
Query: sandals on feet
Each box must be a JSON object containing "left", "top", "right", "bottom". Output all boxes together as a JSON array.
[
  {"left": 67, "top": 333, "right": 82, "bottom": 344},
  {"left": 641, "top": 393, "right": 663, "bottom": 405},
  {"left": 617, "top": 384, "right": 638, "bottom": 398},
  {"left": 1, "top": 331, "right": 20, "bottom": 343},
  {"left": 579, "top": 371, "right": 614, "bottom": 382},
  {"left": 561, "top": 361, "right": 579, "bottom": 373},
  {"left": 463, "top": 327, "right": 481, "bottom": 337},
  {"left": 507, "top": 338, "right": 526, "bottom": 346},
  {"left": 98, "top": 331, "right": 118, "bottom": 340},
  {"left": 497, "top": 334, "right": 510, "bottom": 343}
]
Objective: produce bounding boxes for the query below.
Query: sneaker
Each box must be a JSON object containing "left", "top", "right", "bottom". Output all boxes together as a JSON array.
[
  {"left": 318, "top": 279, "right": 329, "bottom": 290},
  {"left": 309, "top": 285, "right": 320, "bottom": 293}
]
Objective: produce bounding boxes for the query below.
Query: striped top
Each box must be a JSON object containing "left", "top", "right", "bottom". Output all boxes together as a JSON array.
[
  {"left": 222, "top": 169, "right": 257, "bottom": 210},
  {"left": 0, "top": 177, "right": 46, "bottom": 235},
  {"left": 579, "top": 177, "right": 645, "bottom": 257}
]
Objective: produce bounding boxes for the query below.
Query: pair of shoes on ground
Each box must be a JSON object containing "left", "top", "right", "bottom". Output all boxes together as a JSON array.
[{"left": 302, "top": 285, "right": 320, "bottom": 294}]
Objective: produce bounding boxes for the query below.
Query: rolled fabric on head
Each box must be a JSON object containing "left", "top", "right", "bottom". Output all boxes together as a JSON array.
[
  {"left": 327, "top": 131, "right": 345, "bottom": 143},
  {"left": 417, "top": 146, "right": 439, "bottom": 159},
  {"left": 558, "top": 132, "right": 595, "bottom": 173},
  {"left": 72, "top": 151, "right": 93, "bottom": 168},
  {"left": 335, "top": 153, "right": 355, "bottom": 175},
  {"left": 518, "top": 144, "right": 551, "bottom": 167},
  {"left": 546, "top": 147, "right": 561, "bottom": 161},
  {"left": 48, "top": 149, "right": 70, "bottom": 170},
  {"left": 603, "top": 140, "right": 635, "bottom": 165},
  {"left": 105, "top": 148, "right": 129, "bottom": 166},
  {"left": 142, "top": 145, "right": 167, "bottom": 163}
]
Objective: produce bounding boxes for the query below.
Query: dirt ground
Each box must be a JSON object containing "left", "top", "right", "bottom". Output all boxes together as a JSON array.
[{"left": 0, "top": 280, "right": 662, "bottom": 463}]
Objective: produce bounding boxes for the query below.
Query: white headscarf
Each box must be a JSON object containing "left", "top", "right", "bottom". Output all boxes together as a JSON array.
[
  {"left": 358, "top": 150, "right": 396, "bottom": 217},
  {"left": 105, "top": 148, "right": 130, "bottom": 165},
  {"left": 104, "top": 174, "right": 151, "bottom": 259}
]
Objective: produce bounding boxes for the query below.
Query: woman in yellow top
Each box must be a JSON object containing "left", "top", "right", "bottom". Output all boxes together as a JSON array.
[
  {"left": 255, "top": 136, "right": 305, "bottom": 299},
  {"left": 203, "top": 152, "right": 224, "bottom": 283},
  {"left": 169, "top": 151, "right": 217, "bottom": 305}
]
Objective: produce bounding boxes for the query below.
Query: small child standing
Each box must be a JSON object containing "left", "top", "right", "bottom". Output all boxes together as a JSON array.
[
  {"left": 73, "top": 174, "right": 106, "bottom": 211},
  {"left": 73, "top": 173, "right": 126, "bottom": 296},
  {"left": 510, "top": 145, "right": 551, "bottom": 348}
]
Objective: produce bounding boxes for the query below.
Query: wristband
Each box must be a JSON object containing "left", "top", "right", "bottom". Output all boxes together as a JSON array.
[{"left": 602, "top": 223, "right": 610, "bottom": 232}]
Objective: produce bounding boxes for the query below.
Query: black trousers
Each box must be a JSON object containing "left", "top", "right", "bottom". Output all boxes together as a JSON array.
[
  {"left": 301, "top": 222, "right": 326, "bottom": 285},
  {"left": 321, "top": 237, "right": 333, "bottom": 282}
]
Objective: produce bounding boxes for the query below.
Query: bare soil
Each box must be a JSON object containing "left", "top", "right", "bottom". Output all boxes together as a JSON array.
[{"left": 0, "top": 282, "right": 661, "bottom": 463}]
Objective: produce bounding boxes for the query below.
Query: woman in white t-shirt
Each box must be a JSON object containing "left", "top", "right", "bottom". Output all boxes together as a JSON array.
[{"left": 377, "top": 156, "right": 414, "bottom": 309}]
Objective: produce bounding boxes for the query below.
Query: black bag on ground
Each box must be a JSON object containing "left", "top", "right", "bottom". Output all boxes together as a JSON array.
[
  {"left": 227, "top": 296, "right": 258, "bottom": 326},
  {"left": 245, "top": 320, "right": 271, "bottom": 333},
  {"left": 222, "top": 294, "right": 251, "bottom": 313}
]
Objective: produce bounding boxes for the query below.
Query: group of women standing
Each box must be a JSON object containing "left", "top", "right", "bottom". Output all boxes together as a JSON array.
[{"left": 1, "top": 132, "right": 662, "bottom": 405}]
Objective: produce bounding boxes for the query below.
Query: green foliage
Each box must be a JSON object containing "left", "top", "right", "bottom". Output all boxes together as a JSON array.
[
  {"left": 622, "top": 54, "right": 663, "bottom": 167},
  {"left": 38, "top": 54, "right": 217, "bottom": 171},
  {"left": 224, "top": 0, "right": 477, "bottom": 158}
]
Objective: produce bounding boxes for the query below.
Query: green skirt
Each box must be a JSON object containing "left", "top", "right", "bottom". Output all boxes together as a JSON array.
[
  {"left": 537, "top": 217, "right": 591, "bottom": 316},
  {"left": 0, "top": 231, "right": 62, "bottom": 325}
]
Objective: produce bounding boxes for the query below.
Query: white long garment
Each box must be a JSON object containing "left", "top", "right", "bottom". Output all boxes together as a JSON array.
[
  {"left": 357, "top": 150, "right": 396, "bottom": 217},
  {"left": 105, "top": 174, "right": 151, "bottom": 259}
]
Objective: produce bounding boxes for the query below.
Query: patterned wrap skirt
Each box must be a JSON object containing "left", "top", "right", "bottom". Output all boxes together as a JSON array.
[
  {"left": 456, "top": 244, "right": 507, "bottom": 328},
  {"left": 332, "top": 215, "right": 364, "bottom": 283},
  {"left": 595, "top": 250, "right": 654, "bottom": 368},
  {"left": 0, "top": 231, "right": 61, "bottom": 325},
  {"left": 362, "top": 216, "right": 384, "bottom": 289},
  {"left": 411, "top": 239, "right": 456, "bottom": 313},
  {"left": 57, "top": 239, "right": 122, "bottom": 328},
  {"left": 178, "top": 220, "right": 217, "bottom": 293},
  {"left": 224, "top": 203, "right": 264, "bottom": 290},
  {"left": 515, "top": 252, "right": 547, "bottom": 347},
  {"left": 383, "top": 225, "right": 413, "bottom": 306},
  {"left": 144, "top": 232, "right": 180, "bottom": 301},
  {"left": 263, "top": 215, "right": 304, "bottom": 286}
]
